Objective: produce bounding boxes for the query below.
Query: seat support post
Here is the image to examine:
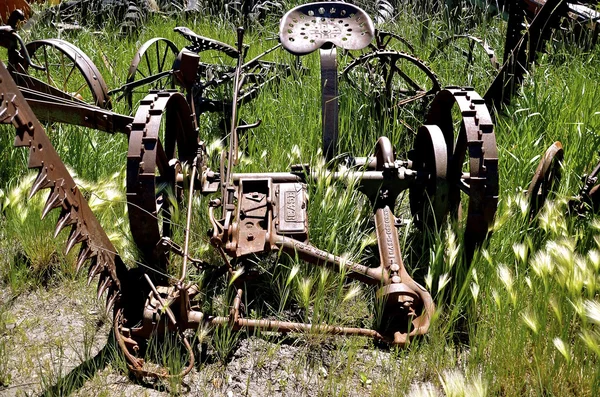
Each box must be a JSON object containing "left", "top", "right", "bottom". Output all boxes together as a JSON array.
[{"left": 320, "top": 47, "right": 338, "bottom": 162}]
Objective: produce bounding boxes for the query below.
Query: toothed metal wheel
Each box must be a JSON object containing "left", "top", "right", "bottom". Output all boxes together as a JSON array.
[
  {"left": 425, "top": 87, "right": 499, "bottom": 260},
  {"left": 527, "top": 141, "right": 563, "bottom": 219},
  {"left": 126, "top": 91, "right": 198, "bottom": 268}
]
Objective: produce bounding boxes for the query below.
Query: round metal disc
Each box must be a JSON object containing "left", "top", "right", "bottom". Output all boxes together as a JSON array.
[
  {"left": 527, "top": 141, "right": 563, "bottom": 219},
  {"left": 409, "top": 124, "right": 449, "bottom": 229}
]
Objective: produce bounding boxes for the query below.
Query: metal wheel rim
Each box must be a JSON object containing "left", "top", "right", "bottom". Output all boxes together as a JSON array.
[
  {"left": 125, "top": 38, "right": 179, "bottom": 113},
  {"left": 409, "top": 124, "right": 449, "bottom": 229},
  {"left": 25, "top": 38, "right": 111, "bottom": 108},
  {"left": 126, "top": 91, "right": 198, "bottom": 268}
]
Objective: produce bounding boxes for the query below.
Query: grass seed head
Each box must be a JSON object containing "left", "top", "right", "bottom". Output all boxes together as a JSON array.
[
  {"left": 553, "top": 337, "right": 571, "bottom": 364},
  {"left": 521, "top": 311, "right": 539, "bottom": 334},
  {"left": 584, "top": 299, "right": 600, "bottom": 325}
]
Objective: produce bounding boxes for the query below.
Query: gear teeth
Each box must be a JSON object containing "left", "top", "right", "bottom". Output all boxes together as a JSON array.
[
  {"left": 54, "top": 208, "right": 76, "bottom": 238},
  {"left": 97, "top": 274, "right": 111, "bottom": 299},
  {"left": 41, "top": 188, "right": 63, "bottom": 219},
  {"left": 87, "top": 257, "right": 101, "bottom": 285},
  {"left": 29, "top": 167, "right": 54, "bottom": 199},
  {"left": 14, "top": 130, "right": 32, "bottom": 147},
  {"left": 65, "top": 224, "right": 88, "bottom": 255},
  {"left": 76, "top": 242, "right": 96, "bottom": 273}
]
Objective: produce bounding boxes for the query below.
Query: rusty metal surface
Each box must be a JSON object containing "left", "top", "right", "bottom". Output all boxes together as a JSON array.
[
  {"left": 569, "top": 150, "right": 600, "bottom": 214},
  {"left": 24, "top": 38, "right": 112, "bottom": 108},
  {"left": 0, "top": 61, "right": 126, "bottom": 312},
  {"left": 0, "top": 2, "right": 505, "bottom": 380},
  {"left": 527, "top": 141, "right": 563, "bottom": 218},
  {"left": 123, "top": 37, "right": 179, "bottom": 111},
  {"left": 409, "top": 124, "right": 449, "bottom": 228},
  {"left": 370, "top": 30, "right": 415, "bottom": 53},
  {"left": 485, "top": 0, "right": 567, "bottom": 109},
  {"left": 126, "top": 90, "right": 198, "bottom": 269},
  {"left": 426, "top": 87, "right": 499, "bottom": 260},
  {"left": 320, "top": 47, "right": 338, "bottom": 161},
  {"left": 0, "top": 18, "right": 111, "bottom": 109},
  {"left": 175, "top": 26, "right": 240, "bottom": 58}
]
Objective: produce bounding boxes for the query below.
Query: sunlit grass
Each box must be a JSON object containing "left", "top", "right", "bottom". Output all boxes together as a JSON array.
[{"left": 1, "top": 0, "right": 600, "bottom": 394}]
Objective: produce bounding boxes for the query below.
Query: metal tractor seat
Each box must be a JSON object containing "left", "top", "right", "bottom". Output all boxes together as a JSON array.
[{"left": 279, "top": 2, "right": 375, "bottom": 161}]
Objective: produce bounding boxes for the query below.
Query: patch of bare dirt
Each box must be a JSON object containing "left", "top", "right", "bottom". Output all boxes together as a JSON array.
[{"left": 0, "top": 280, "right": 422, "bottom": 397}]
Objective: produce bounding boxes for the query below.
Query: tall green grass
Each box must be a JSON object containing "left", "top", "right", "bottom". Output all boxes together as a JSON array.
[{"left": 1, "top": 1, "right": 600, "bottom": 394}]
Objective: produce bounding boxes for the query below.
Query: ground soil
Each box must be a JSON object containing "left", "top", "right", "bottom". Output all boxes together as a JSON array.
[{"left": 0, "top": 280, "right": 435, "bottom": 396}]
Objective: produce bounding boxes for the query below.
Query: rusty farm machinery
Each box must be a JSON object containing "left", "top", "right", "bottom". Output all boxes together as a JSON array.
[{"left": 0, "top": 1, "right": 502, "bottom": 379}]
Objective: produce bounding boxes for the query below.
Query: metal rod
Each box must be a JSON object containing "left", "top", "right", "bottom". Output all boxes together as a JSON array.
[
  {"left": 207, "top": 315, "right": 386, "bottom": 339},
  {"left": 274, "top": 235, "right": 383, "bottom": 284},
  {"left": 225, "top": 27, "right": 246, "bottom": 196},
  {"left": 179, "top": 157, "right": 198, "bottom": 283}
]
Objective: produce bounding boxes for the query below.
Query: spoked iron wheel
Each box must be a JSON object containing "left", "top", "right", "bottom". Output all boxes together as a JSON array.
[
  {"left": 527, "top": 141, "right": 563, "bottom": 219},
  {"left": 429, "top": 35, "right": 499, "bottom": 92},
  {"left": 371, "top": 30, "right": 415, "bottom": 53},
  {"left": 126, "top": 91, "right": 198, "bottom": 270},
  {"left": 409, "top": 124, "right": 449, "bottom": 230},
  {"left": 342, "top": 50, "right": 440, "bottom": 110},
  {"left": 18, "top": 39, "right": 111, "bottom": 108},
  {"left": 124, "top": 38, "right": 179, "bottom": 113},
  {"left": 425, "top": 87, "right": 499, "bottom": 261}
]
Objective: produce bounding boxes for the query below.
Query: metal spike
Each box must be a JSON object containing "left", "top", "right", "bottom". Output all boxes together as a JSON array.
[
  {"left": 76, "top": 242, "right": 96, "bottom": 273},
  {"left": 65, "top": 224, "right": 87, "bottom": 255},
  {"left": 29, "top": 167, "right": 53, "bottom": 199},
  {"left": 14, "top": 130, "right": 31, "bottom": 147},
  {"left": 54, "top": 208, "right": 76, "bottom": 238},
  {"left": 27, "top": 145, "right": 43, "bottom": 168},
  {"left": 97, "top": 275, "right": 111, "bottom": 300},
  {"left": 41, "top": 188, "right": 63, "bottom": 219},
  {"left": 105, "top": 289, "right": 118, "bottom": 313},
  {"left": 87, "top": 257, "right": 101, "bottom": 286}
]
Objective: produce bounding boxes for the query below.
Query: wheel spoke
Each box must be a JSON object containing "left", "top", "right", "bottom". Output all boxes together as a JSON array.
[
  {"left": 64, "top": 62, "right": 78, "bottom": 89},
  {"left": 391, "top": 62, "right": 422, "bottom": 93},
  {"left": 73, "top": 81, "right": 89, "bottom": 98},
  {"left": 158, "top": 43, "right": 169, "bottom": 72},
  {"left": 144, "top": 52, "right": 153, "bottom": 76}
]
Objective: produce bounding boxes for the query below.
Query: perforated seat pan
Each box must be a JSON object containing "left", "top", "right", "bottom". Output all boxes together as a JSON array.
[{"left": 279, "top": 2, "right": 375, "bottom": 56}]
